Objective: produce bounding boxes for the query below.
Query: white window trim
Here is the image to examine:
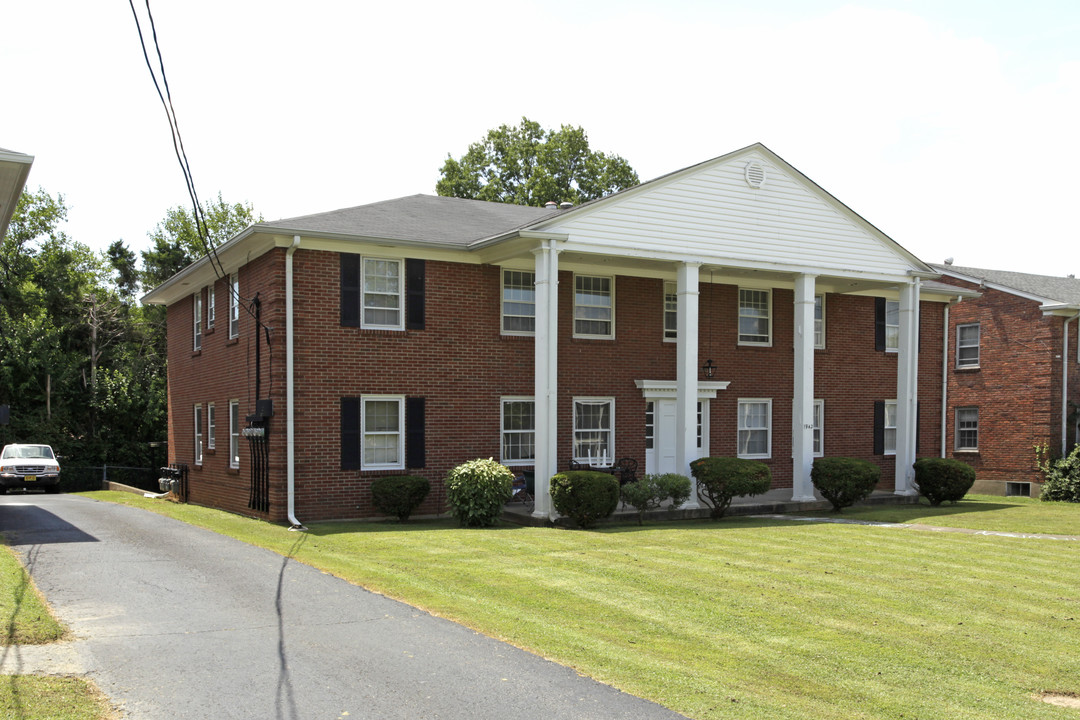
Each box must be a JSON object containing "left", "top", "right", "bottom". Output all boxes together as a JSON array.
[
  {"left": 738, "top": 288, "right": 772, "bottom": 346},
  {"left": 361, "top": 257, "right": 405, "bottom": 331},
  {"left": 193, "top": 292, "right": 202, "bottom": 351},
  {"left": 737, "top": 398, "right": 772, "bottom": 459},
  {"left": 573, "top": 396, "right": 615, "bottom": 463},
  {"left": 885, "top": 300, "right": 899, "bottom": 353},
  {"left": 207, "top": 283, "right": 216, "bottom": 329},
  {"left": 501, "top": 270, "right": 536, "bottom": 336},
  {"left": 361, "top": 395, "right": 406, "bottom": 471},
  {"left": 955, "top": 407, "right": 979, "bottom": 452},
  {"left": 573, "top": 274, "right": 615, "bottom": 340},
  {"left": 194, "top": 404, "right": 203, "bottom": 465},
  {"left": 229, "top": 399, "right": 240, "bottom": 468},
  {"left": 663, "top": 280, "right": 678, "bottom": 342},
  {"left": 229, "top": 273, "right": 240, "bottom": 339},
  {"left": 207, "top": 403, "right": 216, "bottom": 450},
  {"left": 884, "top": 399, "right": 898, "bottom": 456},
  {"left": 500, "top": 396, "right": 536, "bottom": 466},
  {"left": 813, "top": 399, "right": 824, "bottom": 457},
  {"left": 814, "top": 294, "right": 825, "bottom": 350},
  {"left": 956, "top": 323, "right": 980, "bottom": 368}
]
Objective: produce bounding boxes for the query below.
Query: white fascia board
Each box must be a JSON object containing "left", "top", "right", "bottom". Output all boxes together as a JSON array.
[{"left": 1041, "top": 303, "right": 1080, "bottom": 316}]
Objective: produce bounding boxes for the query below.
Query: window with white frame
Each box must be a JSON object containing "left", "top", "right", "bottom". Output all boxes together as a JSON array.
[
  {"left": 814, "top": 294, "right": 825, "bottom": 349},
  {"left": 501, "top": 398, "right": 535, "bottom": 464},
  {"left": 229, "top": 400, "right": 240, "bottom": 468},
  {"left": 229, "top": 273, "right": 240, "bottom": 338},
  {"left": 502, "top": 270, "right": 535, "bottom": 334},
  {"left": 813, "top": 399, "right": 824, "bottom": 456},
  {"left": 957, "top": 323, "right": 980, "bottom": 368},
  {"left": 363, "top": 258, "right": 403, "bottom": 329},
  {"left": 737, "top": 399, "right": 771, "bottom": 458},
  {"left": 885, "top": 300, "right": 899, "bottom": 351},
  {"left": 207, "top": 284, "right": 215, "bottom": 329},
  {"left": 574, "top": 275, "right": 614, "bottom": 338},
  {"left": 738, "top": 289, "right": 771, "bottom": 345},
  {"left": 193, "top": 292, "right": 202, "bottom": 350},
  {"left": 956, "top": 407, "right": 979, "bottom": 451},
  {"left": 664, "top": 281, "right": 678, "bottom": 340},
  {"left": 207, "top": 403, "right": 216, "bottom": 450},
  {"left": 362, "top": 396, "right": 405, "bottom": 469},
  {"left": 194, "top": 404, "right": 203, "bottom": 465},
  {"left": 573, "top": 398, "right": 614, "bottom": 462},
  {"left": 884, "top": 400, "right": 898, "bottom": 455}
]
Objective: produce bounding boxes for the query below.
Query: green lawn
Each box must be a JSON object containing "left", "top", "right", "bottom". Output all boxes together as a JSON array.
[{"left": 83, "top": 491, "right": 1080, "bottom": 720}]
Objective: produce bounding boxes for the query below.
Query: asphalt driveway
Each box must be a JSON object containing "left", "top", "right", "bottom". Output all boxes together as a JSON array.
[{"left": 0, "top": 494, "right": 687, "bottom": 719}]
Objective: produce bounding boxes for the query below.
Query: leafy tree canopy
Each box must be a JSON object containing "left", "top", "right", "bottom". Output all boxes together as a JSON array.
[{"left": 436, "top": 117, "right": 639, "bottom": 207}]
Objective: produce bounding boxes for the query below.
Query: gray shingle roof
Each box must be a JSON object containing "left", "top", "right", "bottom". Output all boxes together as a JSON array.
[
  {"left": 931, "top": 264, "right": 1080, "bottom": 305},
  {"left": 260, "top": 194, "right": 557, "bottom": 246}
]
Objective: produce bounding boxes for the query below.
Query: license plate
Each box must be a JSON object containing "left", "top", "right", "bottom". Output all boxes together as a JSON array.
[{"left": 24, "top": 476, "right": 36, "bottom": 482}]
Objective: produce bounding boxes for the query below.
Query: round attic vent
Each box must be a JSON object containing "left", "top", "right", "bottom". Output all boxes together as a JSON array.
[{"left": 744, "top": 161, "right": 767, "bottom": 189}]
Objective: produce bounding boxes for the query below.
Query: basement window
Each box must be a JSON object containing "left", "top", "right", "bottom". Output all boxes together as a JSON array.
[{"left": 1005, "top": 482, "right": 1031, "bottom": 497}]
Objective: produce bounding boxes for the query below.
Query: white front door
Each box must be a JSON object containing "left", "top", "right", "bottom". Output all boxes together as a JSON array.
[{"left": 646, "top": 399, "right": 708, "bottom": 475}]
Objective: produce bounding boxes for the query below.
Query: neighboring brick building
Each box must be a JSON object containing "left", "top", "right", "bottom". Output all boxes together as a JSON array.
[
  {"left": 932, "top": 264, "right": 1080, "bottom": 496},
  {"left": 143, "top": 144, "right": 964, "bottom": 524}
]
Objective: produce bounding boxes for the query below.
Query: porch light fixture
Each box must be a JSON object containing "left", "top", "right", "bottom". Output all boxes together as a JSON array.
[{"left": 701, "top": 359, "right": 716, "bottom": 378}]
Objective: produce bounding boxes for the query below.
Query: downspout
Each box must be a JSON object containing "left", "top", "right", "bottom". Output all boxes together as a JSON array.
[
  {"left": 286, "top": 236, "right": 306, "bottom": 531},
  {"left": 941, "top": 296, "right": 962, "bottom": 457},
  {"left": 1063, "top": 312, "right": 1079, "bottom": 456}
]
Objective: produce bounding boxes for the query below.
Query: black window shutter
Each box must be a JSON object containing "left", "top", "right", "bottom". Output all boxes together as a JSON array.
[
  {"left": 341, "top": 398, "right": 361, "bottom": 470},
  {"left": 406, "top": 259, "right": 426, "bottom": 330},
  {"left": 873, "top": 400, "right": 885, "bottom": 455},
  {"left": 341, "top": 254, "right": 361, "bottom": 327},
  {"left": 406, "top": 397, "right": 426, "bottom": 468},
  {"left": 874, "top": 297, "right": 886, "bottom": 351}
]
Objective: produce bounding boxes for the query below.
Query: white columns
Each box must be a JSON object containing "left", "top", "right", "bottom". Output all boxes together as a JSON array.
[
  {"left": 532, "top": 242, "right": 560, "bottom": 519},
  {"left": 792, "top": 274, "right": 817, "bottom": 502},
  {"left": 894, "top": 279, "right": 919, "bottom": 495},
  {"left": 676, "top": 262, "right": 702, "bottom": 508}
]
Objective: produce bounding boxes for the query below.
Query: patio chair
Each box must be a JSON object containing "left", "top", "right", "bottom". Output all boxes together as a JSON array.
[{"left": 612, "top": 457, "right": 638, "bottom": 486}]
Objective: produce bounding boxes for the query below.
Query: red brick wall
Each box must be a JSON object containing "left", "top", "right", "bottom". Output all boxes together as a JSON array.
[{"left": 166, "top": 248, "right": 947, "bottom": 521}]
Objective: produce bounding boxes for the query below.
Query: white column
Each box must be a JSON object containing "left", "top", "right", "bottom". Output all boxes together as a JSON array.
[
  {"left": 532, "top": 243, "right": 560, "bottom": 519},
  {"left": 894, "top": 280, "right": 919, "bottom": 495},
  {"left": 676, "top": 262, "right": 702, "bottom": 508},
  {"left": 792, "top": 274, "right": 817, "bottom": 502}
]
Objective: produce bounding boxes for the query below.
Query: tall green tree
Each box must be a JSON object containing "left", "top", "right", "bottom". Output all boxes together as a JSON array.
[{"left": 436, "top": 117, "right": 639, "bottom": 207}]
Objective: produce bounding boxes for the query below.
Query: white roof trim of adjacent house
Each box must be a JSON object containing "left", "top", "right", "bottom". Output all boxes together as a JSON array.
[
  {"left": 935, "top": 266, "right": 1062, "bottom": 305},
  {"left": 0, "top": 148, "right": 34, "bottom": 241}
]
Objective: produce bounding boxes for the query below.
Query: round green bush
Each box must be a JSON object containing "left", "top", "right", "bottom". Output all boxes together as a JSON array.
[
  {"left": 370, "top": 475, "right": 431, "bottom": 521},
  {"left": 445, "top": 458, "right": 514, "bottom": 527},
  {"left": 689, "top": 457, "right": 771, "bottom": 519},
  {"left": 811, "top": 456, "right": 881, "bottom": 511},
  {"left": 549, "top": 471, "right": 620, "bottom": 529},
  {"left": 913, "top": 457, "right": 976, "bottom": 505},
  {"left": 620, "top": 473, "right": 692, "bottom": 525}
]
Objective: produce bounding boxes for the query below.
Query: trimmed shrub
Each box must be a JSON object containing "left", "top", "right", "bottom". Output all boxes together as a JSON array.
[
  {"left": 620, "top": 473, "right": 692, "bottom": 525},
  {"left": 446, "top": 458, "right": 515, "bottom": 527},
  {"left": 549, "top": 471, "right": 620, "bottom": 529},
  {"left": 913, "top": 457, "right": 976, "bottom": 506},
  {"left": 1035, "top": 443, "right": 1080, "bottom": 502},
  {"left": 370, "top": 475, "right": 431, "bottom": 521},
  {"left": 690, "top": 457, "right": 771, "bottom": 519},
  {"left": 811, "top": 456, "right": 881, "bottom": 512}
]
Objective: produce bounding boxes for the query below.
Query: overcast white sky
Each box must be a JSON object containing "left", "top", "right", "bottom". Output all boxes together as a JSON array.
[{"left": 4, "top": 0, "right": 1079, "bottom": 276}]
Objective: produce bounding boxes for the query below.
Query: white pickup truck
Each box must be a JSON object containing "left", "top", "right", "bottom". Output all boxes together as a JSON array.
[{"left": 0, "top": 444, "right": 61, "bottom": 494}]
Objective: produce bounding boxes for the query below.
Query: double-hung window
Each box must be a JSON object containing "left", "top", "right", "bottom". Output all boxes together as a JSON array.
[
  {"left": 573, "top": 398, "right": 614, "bottom": 462},
  {"left": 229, "top": 400, "right": 240, "bottom": 468},
  {"left": 502, "top": 271, "right": 535, "bottom": 334},
  {"left": 207, "top": 284, "right": 216, "bottom": 329},
  {"left": 814, "top": 294, "right": 825, "bottom": 349},
  {"left": 956, "top": 407, "right": 979, "bottom": 451},
  {"left": 737, "top": 399, "right": 771, "bottom": 458},
  {"left": 207, "top": 403, "right": 216, "bottom": 450},
  {"left": 813, "top": 399, "right": 824, "bottom": 456},
  {"left": 883, "top": 400, "right": 898, "bottom": 454},
  {"left": 885, "top": 300, "right": 899, "bottom": 351},
  {"left": 738, "top": 289, "right": 771, "bottom": 345},
  {"left": 229, "top": 273, "right": 240, "bottom": 339},
  {"left": 957, "top": 323, "right": 980, "bottom": 368},
  {"left": 194, "top": 404, "right": 203, "bottom": 465},
  {"left": 362, "top": 396, "right": 405, "bottom": 469},
  {"left": 501, "top": 398, "right": 535, "bottom": 465},
  {"left": 663, "top": 281, "right": 678, "bottom": 340},
  {"left": 363, "top": 258, "right": 403, "bottom": 329},
  {"left": 574, "top": 275, "right": 614, "bottom": 338},
  {"left": 193, "top": 292, "right": 203, "bottom": 350}
]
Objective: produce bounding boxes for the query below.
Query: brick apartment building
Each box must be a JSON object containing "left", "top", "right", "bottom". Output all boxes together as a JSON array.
[
  {"left": 932, "top": 264, "right": 1080, "bottom": 496},
  {"left": 143, "top": 144, "right": 969, "bottom": 524}
]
